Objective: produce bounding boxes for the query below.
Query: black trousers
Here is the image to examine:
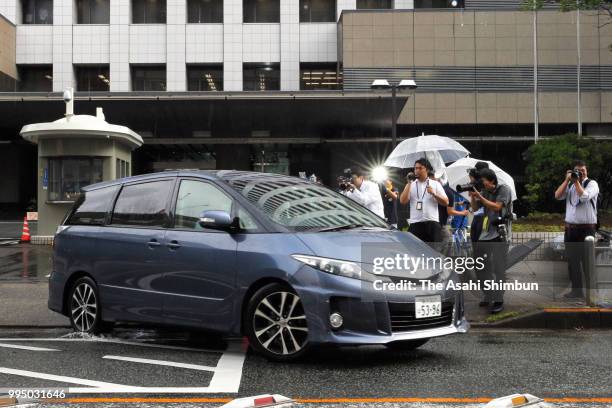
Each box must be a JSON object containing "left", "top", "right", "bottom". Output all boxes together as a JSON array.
[
  {"left": 470, "top": 214, "right": 484, "bottom": 243},
  {"left": 408, "top": 221, "right": 442, "bottom": 245},
  {"left": 474, "top": 237, "right": 509, "bottom": 303},
  {"left": 564, "top": 225, "right": 596, "bottom": 291}
]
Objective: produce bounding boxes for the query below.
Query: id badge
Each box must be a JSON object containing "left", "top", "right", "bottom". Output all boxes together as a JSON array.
[{"left": 416, "top": 201, "right": 423, "bottom": 211}]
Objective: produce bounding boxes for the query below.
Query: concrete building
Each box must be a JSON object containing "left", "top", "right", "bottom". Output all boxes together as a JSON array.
[{"left": 0, "top": 0, "right": 611, "bottom": 218}]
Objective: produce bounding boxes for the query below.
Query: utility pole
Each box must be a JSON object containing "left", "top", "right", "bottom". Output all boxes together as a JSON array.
[
  {"left": 577, "top": 2, "right": 583, "bottom": 136},
  {"left": 533, "top": 5, "right": 539, "bottom": 144}
]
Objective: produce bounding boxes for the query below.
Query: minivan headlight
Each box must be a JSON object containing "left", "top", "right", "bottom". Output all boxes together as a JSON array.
[{"left": 292, "top": 255, "right": 364, "bottom": 281}]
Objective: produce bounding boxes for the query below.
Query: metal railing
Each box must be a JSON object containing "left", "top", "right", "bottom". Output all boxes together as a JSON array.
[{"left": 584, "top": 235, "right": 612, "bottom": 307}]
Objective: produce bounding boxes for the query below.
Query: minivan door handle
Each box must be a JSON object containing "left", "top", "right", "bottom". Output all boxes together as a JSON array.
[
  {"left": 167, "top": 240, "right": 181, "bottom": 250},
  {"left": 147, "top": 239, "right": 161, "bottom": 249}
]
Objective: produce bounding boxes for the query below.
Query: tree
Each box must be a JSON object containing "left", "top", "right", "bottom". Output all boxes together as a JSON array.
[
  {"left": 522, "top": 0, "right": 612, "bottom": 28},
  {"left": 522, "top": 134, "right": 612, "bottom": 213}
]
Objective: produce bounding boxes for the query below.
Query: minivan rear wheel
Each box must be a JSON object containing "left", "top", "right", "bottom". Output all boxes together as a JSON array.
[
  {"left": 245, "top": 283, "right": 309, "bottom": 362},
  {"left": 68, "top": 277, "right": 112, "bottom": 334}
]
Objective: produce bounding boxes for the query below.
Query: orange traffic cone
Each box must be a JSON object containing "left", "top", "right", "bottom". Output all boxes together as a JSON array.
[{"left": 20, "top": 216, "right": 31, "bottom": 243}]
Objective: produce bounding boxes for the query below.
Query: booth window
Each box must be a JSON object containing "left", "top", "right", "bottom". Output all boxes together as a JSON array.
[
  {"left": 243, "top": 63, "right": 280, "bottom": 91},
  {"left": 116, "top": 159, "right": 130, "bottom": 178},
  {"left": 76, "top": 0, "right": 110, "bottom": 23},
  {"left": 22, "top": 0, "right": 53, "bottom": 24},
  {"left": 76, "top": 65, "right": 110, "bottom": 92},
  {"left": 111, "top": 180, "right": 173, "bottom": 227},
  {"left": 48, "top": 157, "right": 103, "bottom": 202},
  {"left": 243, "top": 0, "right": 279, "bottom": 23},
  {"left": 131, "top": 65, "right": 166, "bottom": 91},
  {"left": 132, "top": 0, "right": 166, "bottom": 23},
  {"left": 300, "top": 63, "right": 341, "bottom": 90},
  {"left": 356, "top": 0, "right": 392, "bottom": 9},
  {"left": 300, "top": 0, "right": 335, "bottom": 23},
  {"left": 17, "top": 65, "right": 53, "bottom": 92},
  {"left": 187, "top": 0, "right": 223, "bottom": 23},
  {"left": 187, "top": 64, "right": 223, "bottom": 91}
]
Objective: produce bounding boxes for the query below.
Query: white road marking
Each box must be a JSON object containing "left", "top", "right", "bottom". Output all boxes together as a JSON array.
[
  {"left": 0, "top": 367, "right": 139, "bottom": 390},
  {"left": 0, "top": 343, "right": 59, "bottom": 352},
  {"left": 102, "top": 355, "right": 216, "bottom": 371},
  {"left": 0, "top": 337, "right": 248, "bottom": 394}
]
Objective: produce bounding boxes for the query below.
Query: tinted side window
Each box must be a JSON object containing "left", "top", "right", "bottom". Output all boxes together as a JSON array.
[
  {"left": 67, "top": 185, "right": 119, "bottom": 225},
  {"left": 111, "top": 180, "right": 173, "bottom": 227},
  {"left": 175, "top": 180, "right": 232, "bottom": 229}
]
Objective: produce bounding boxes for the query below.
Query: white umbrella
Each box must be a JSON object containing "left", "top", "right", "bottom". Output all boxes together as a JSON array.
[
  {"left": 446, "top": 157, "right": 517, "bottom": 201},
  {"left": 384, "top": 135, "right": 470, "bottom": 169}
]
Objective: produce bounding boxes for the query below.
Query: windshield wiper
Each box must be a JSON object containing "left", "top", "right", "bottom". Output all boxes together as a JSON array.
[{"left": 316, "top": 223, "right": 365, "bottom": 232}]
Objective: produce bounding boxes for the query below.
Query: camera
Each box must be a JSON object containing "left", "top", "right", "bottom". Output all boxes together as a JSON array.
[
  {"left": 570, "top": 170, "right": 580, "bottom": 180},
  {"left": 337, "top": 176, "right": 353, "bottom": 191},
  {"left": 490, "top": 213, "right": 515, "bottom": 242},
  {"left": 456, "top": 167, "right": 484, "bottom": 193},
  {"left": 405, "top": 172, "right": 416, "bottom": 182}
]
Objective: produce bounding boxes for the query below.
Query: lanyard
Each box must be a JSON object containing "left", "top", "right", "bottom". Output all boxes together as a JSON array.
[{"left": 415, "top": 179, "right": 429, "bottom": 201}]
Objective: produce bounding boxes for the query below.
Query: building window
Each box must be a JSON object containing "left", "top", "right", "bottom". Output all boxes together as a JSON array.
[
  {"left": 187, "top": 64, "right": 223, "bottom": 91},
  {"left": 243, "top": 0, "right": 279, "bottom": 23},
  {"left": 132, "top": 0, "right": 166, "bottom": 23},
  {"left": 243, "top": 63, "right": 280, "bottom": 91},
  {"left": 48, "top": 157, "right": 104, "bottom": 202},
  {"left": 76, "top": 0, "right": 110, "bottom": 23},
  {"left": 131, "top": 65, "right": 166, "bottom": 91},
  {"left": 187, "top": 0, "right": 223, "bottom": 23},
  {"left": 116, "top": 159, "right": 130, "bottom": 178},
  {"left": 75, "top": 65, "right": 110, "bottom": 92},
  {"left": 17, "top": 65, "right": 53, "bottom": 92},
  {"left": 300, "top": 0, "right": 335, "bottom": 22},
  {"left": 356, "top": 0, "right": 392, "bottom": 9},
  {"left": 22, "top": 0, "right": 53, "bottom": 24},
  {"left": 300, "top": 63, "right": 340, "bottom": 90},
  {"left": 414, "top": 0, "right": 464, "bottom": 7}
]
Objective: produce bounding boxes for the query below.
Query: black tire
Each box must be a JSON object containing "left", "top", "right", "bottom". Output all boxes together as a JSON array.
[
  {"left": 245, "top": 283, "right": 310, "bottom": 362},
  {"left": 385, "top": 338, "right": 430, "bottom": 351},
  {"left": 67, "top": 276, "right": 112, "bottom": 334}
]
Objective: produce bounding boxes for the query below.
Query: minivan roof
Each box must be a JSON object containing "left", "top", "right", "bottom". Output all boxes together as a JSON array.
[{"left": 82, "top": 170, "right": 308, "bottom": 191}]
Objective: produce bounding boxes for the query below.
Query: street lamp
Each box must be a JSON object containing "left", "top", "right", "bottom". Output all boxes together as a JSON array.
[{"left": 371, "top": 79, "right": 417, "bottom": 147}]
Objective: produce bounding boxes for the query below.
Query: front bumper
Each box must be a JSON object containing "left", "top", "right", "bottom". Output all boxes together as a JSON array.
[{"left": 291, "top": 265, "right": 469, "bottom": 345}]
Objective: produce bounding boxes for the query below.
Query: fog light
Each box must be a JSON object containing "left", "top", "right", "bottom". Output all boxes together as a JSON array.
[{"left": 329, "top": 312, "right": 343, "bottom": 329}]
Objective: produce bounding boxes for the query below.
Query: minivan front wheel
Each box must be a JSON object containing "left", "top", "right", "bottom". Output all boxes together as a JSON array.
[
  {"left": 68, "top": 277, "right": 110, "bottom": 334},
  {"left": 246, "top": 283, "right": 309, "bottom": 361}
]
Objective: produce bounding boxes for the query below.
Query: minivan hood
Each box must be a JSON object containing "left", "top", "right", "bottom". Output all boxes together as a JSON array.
[{"left": 295, "top": 229, "right": 444, "bottom": 278}]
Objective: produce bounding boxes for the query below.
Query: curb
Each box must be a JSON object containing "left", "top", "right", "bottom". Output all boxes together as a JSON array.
[{"left": 473, "top": 308, "right": 612, "bottom": 329}]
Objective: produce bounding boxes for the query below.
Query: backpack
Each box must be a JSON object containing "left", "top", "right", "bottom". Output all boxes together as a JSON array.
[{"left": 583, "top": 179, "right": 600, "bottom": 230}]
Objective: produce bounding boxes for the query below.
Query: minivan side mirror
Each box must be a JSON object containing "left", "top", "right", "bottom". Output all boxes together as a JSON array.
[{"left": 198, "top": 210, "right": 236, "bottom": 231}]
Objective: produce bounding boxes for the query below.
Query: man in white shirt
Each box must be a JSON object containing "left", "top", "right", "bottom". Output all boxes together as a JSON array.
[
  {"left": 554, "top": 159, "right": 599, "bottom": 299},
  {"left": 399, "top": 158, "right": 448, "bottom": 244},
  {"left": 341, "top": 167, "right": 385, "bottom": 219}
]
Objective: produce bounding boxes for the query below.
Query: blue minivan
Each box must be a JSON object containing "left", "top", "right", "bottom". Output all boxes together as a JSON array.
[{"left": 49, "top": 170, "right": 468, "bottom": 361}]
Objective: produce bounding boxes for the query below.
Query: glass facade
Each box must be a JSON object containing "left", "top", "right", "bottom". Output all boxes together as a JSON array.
[
  {"left": 132, "top": 0, "right": 166, "bottom": 23},
  {"left": 76, "top": 0, "right": 110, "bottom": 23},
  {"left": 356, "top": 0, "right": 392, "bottom": 9},
  {"left": 414, "top": 0, "right": 464, "bottom": 8},
  {"left": 75, "top": 65, "right": 110, "bottom": 92},
  {"left": 187, "top": 64, "right": 223, "bottom": 91},
  {"left": 187, "top": 0, "right": 223, "bottom": 23},
  {"left": 243, "top": 63, "right": 280, "bottom": 91},
  {"left": 299, "top": 0, "right": 335, "bottom": 23},
  {"left": 300, "top": 63, "right": 341, "bottom": 90},
  {"left": 243, "top": 0, "right": 279, "bottom": 23},
  {"left": 22, "top": 0, "right": 53, "bottom": 24},
  {"left": 131, "top": 65, "right": 166, "bottom": 91},
  {"left": 17, "top": 65, "right": 53, "bottom": 92}
]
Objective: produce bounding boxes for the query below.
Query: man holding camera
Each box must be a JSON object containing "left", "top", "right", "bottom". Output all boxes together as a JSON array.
[
  {"left": 340, "top": 167, "right": 385, "bottom": 219},
  {"left": 400, "top": 158, "right": 449, "bottom": 244},
  {"left": 554, "top": 160, "right": 599, "bottom": 299},
  {"left": 470, "top": 168, "right": 512, "bottom": 314}
]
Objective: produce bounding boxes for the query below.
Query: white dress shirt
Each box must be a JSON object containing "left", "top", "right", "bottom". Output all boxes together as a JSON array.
[
  {"left": 557, "top": 178, "right": 599, "bottom": 224},
  {"left": 408, "top": 178, "right": 447, "bottom": 224},
  {"left": 342, "top": 179, "right": 385, "bottom": 219}
]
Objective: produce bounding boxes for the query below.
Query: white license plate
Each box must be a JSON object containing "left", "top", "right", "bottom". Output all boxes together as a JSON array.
[{"left": 415, "top": 295, "right": 442, "bottom": 319}]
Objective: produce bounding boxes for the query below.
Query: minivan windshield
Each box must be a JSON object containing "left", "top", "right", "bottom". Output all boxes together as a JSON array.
[{"left": 220, "top": 171, "right": 390, "bottom": 232}]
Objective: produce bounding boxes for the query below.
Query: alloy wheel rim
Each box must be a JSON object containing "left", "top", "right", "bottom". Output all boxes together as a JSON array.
[
  {"left": 253, "top": 291, "right": 308, "bottom": 355},
  {"left": 71, "top": 283, "right": 97, "bottom": 332}
]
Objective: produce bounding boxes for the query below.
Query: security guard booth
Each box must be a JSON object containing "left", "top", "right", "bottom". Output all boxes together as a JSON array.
[{"left": 20, "top": 89, "right": 143, "bottom": 241}]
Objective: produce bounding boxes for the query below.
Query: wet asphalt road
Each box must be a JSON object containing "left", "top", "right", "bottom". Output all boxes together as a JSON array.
[{"left": 0, "top": 328, "right": 610, "bottom": 407}]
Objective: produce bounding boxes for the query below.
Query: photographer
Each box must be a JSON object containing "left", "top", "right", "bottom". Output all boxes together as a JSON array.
[
  {"left": 399, "top": 158, "right": 449, "bottom": 244},
  {"left": 340, "top": 167, "right": 385, "bottom": 219},
  {"left": 467, "top": 161, "right": 490, "bottom": 244},
  {"left": 554, "top": 160, "right": 599, "bottom": 299},
  {"left": 470, "top": 168, "right": 512, "bottom": 314},
  {"left": 382, "top": 179, "right": 399, "bottom": 228}
]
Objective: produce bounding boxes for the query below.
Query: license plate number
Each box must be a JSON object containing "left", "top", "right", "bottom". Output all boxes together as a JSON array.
[{"left": 415, "top": 295, "right": 442, "bottom": 319}]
